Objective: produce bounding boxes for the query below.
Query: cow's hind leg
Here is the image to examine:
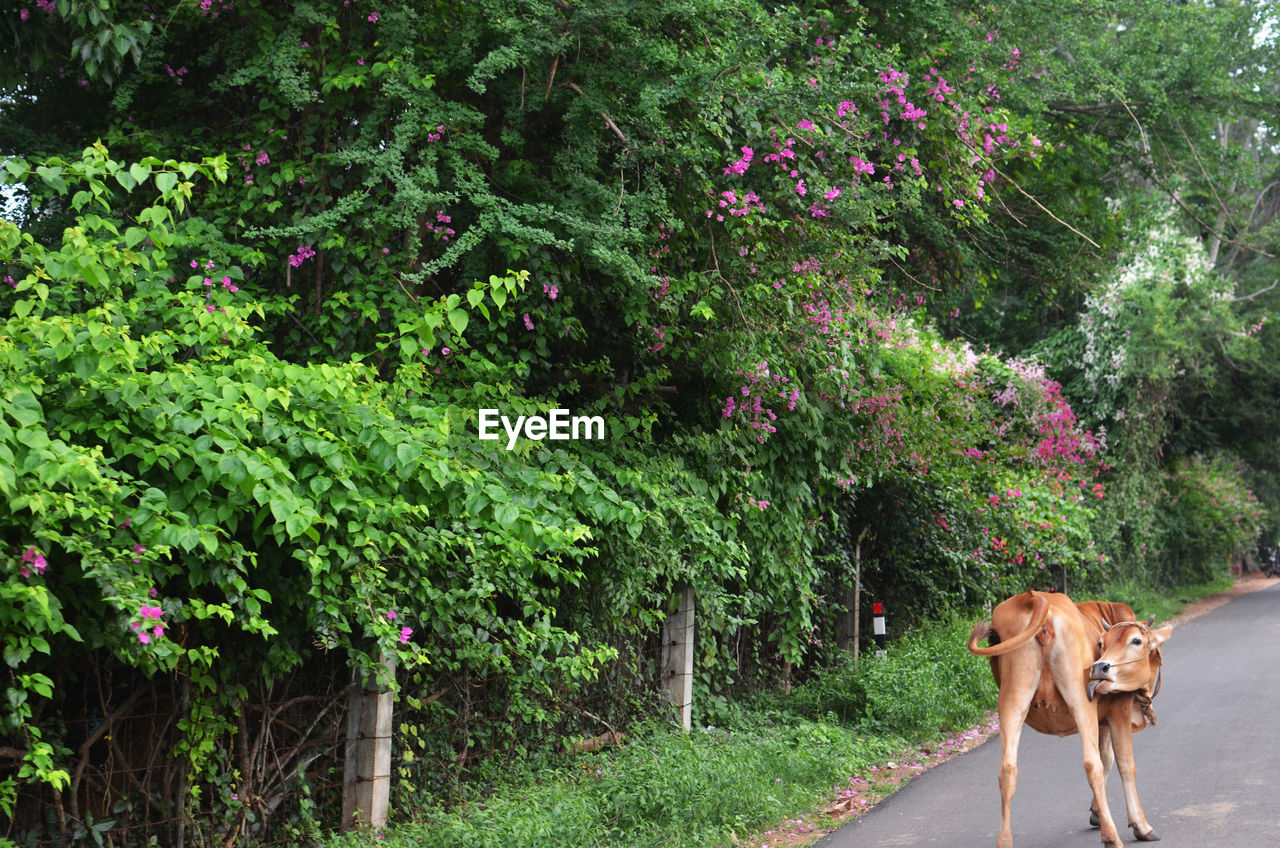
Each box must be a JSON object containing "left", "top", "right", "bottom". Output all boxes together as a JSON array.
[
  {"left": 995, "top": 658, "right": 1039, "bottom": 848},
  {"left": 1108, "top": 711, "right": 1160, "bottom": 841},
  {"left": 1088, "top": 724, "right": 1114, "bottom": 827}
]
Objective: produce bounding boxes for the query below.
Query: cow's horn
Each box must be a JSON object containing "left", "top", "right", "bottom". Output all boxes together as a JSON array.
[
  {"left": 1101, "top": 618, "right": 1112, "bottom": 632},
  {"left": 1144, "top": 614, "right": 1156, "bottom": 627}
]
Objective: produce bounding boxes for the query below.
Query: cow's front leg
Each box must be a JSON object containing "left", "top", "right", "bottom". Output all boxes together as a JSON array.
[
  {"left": 1058, "top": 672, "right": 1121, "bottom": 846},
  {"left": 1077, "top": 719, "right": 1122, "bottom": 847},
  {"left": 1108, "top": 706, "right": 1160, "bottom": 841}
]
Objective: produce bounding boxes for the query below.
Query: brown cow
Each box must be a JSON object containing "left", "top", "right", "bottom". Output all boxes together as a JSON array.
[{"left": 967, "top": 590, "right": 1172, "bottom": 848}]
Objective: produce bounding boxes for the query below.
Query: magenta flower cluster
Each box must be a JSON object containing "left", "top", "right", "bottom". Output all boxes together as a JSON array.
[
  {"left": 722, "top": 146, "right": 753, "bottom": 176},
  {"left": 163, "top": 64, "right": 189, "bottom": 86},
  {"left": 721, "top": 361, "right": 800, "bottom": 443},
  {"left": 197, "top": 0, "right": 234, "bottom": 17},
  {"left": 131, "top": 603, "right": 166, "bottom": 645},
  {"left": 706, "top": 188, "right": 765, "bottom": 222},
  {"left": 289, "top": 245, "right": 316, "bottom": 267},
  {"left": 190, "top": 259, "right": 241, "bottom": 323},
  {"left": 18, "top": 547, "right": 47, "bottom": 578},
  {"left": 648, "top": 225, "right": 673, "bottom": 300},
  {"left": 424, "top": 211, "right": 455, "bottom": 243},
  {"left": 386, "top": 611, "right": 413, "bottom": 644}
]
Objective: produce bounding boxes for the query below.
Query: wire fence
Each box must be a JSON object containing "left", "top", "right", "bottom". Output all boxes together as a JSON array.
[
  {"left": 5, "top": 655, "right": 350, "bottom": 848},
  {"left": 3, "top": 630, "right": 682, "bottom": 847}
]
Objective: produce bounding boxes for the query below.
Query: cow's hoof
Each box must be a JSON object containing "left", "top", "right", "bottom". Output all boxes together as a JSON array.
[
  {"left": 1133, "top": 826, "right": 1160, "bottom": 842},
  {"left": 1089, "top": 808, "right": 1100, "bottom": 827}
]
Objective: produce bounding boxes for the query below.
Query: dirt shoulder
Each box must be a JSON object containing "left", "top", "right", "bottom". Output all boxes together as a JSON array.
[
  {"left": 1163, "top": 571, "right": 1278, "bottom": 626},
  {"left": 741, "top": 574, "right": 1278, "bottom": 848}
]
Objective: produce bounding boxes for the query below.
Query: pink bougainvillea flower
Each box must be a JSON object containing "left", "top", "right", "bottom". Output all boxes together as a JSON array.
[
  {"left": 368, "top": 12, "right": 379, "bottom": 23},
  {"left": 289, "top": 245, "right": 316, "bottom": 267},
  {"left": 398, "top": 626, "right": 413, "bottom": 644},
  {"left": 22, "top": 548, "right": 48, "bottom": 575},
  {"left": 140, "top": 604, "right": 164, "bottom": 620},
  {"left": 386, "top": 610, "right": 397, "bottom": 620},
  {"left": 138, "top": 631, "right": 151, "bottom": 644},
  {"left": 722, "top": 146, "right": 754, "bottom": 176},
  {"left": 523, "top": 313, "right": 535, "bottom": 330}
]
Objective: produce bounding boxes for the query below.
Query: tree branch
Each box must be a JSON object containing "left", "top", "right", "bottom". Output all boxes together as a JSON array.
[
  {"left": 1229, "top": 280, "right": 1277, "bottom": 303},
  {"left": 991, "top": 163, "right": 1101, "bottom": 249}
]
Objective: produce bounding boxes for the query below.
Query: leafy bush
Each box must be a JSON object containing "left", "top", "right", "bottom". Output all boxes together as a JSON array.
[
  {"left": 1155, "top": 455, "right": 1265, "bottom": 584},
  {"left": 784, "top": 616, "right": 997, "bottom": 737}
]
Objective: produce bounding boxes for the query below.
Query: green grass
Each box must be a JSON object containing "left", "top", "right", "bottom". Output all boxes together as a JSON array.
[
  {"left": 326, "top": 719, "right": 902, "bottom": 848},
  {"left": 1094, "top": 573, "right": 1235, "bottom": 623}
]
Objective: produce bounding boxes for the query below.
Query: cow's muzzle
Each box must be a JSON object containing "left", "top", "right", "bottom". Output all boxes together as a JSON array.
[{"left": 1087, "top": 661, "right": 1113, "bottom": 701}]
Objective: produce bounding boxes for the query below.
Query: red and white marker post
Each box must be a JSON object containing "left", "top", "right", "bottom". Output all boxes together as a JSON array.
[{"left": 872, "top": 601, "right": 886, "bottom": 653}]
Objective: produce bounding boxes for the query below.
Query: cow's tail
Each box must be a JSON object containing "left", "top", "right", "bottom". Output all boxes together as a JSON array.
[{"left": 966, "top": 590, "right": 1050, "bottom": 657}]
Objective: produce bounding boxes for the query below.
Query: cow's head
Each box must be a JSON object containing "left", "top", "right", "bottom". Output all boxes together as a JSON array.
[{"left": 1087, "top": 616, "right": 1172, "bottom": 701}]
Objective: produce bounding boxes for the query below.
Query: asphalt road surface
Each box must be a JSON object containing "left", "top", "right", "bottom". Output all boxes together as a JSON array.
[{"left": 816, "top": 583, "right": 1280, "bottom": 848}]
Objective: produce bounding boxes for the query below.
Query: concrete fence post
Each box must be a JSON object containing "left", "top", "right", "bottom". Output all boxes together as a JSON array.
[
  {"left": 837, "top": 526, "right": 871, "bottom": 660},
  {"left": 342, "top": 655, "right": 394, "bottom": 831},
  {"left": 660, "top": 586, "right": 695, "bottom": 732}
]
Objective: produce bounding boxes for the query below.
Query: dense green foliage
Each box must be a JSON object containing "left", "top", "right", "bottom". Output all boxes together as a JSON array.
[{"left": 2, "top": 0, "right": 1277, "bottom": 844}]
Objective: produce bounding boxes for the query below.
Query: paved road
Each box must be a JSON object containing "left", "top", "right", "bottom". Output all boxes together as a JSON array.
[{"left": 816, "top": 583, "right": 1280, "bottom": 848}]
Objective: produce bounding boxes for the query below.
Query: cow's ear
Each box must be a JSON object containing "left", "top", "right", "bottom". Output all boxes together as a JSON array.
[{"left": 1151, "top": 624, "right": 1172, "bottom": 647}]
